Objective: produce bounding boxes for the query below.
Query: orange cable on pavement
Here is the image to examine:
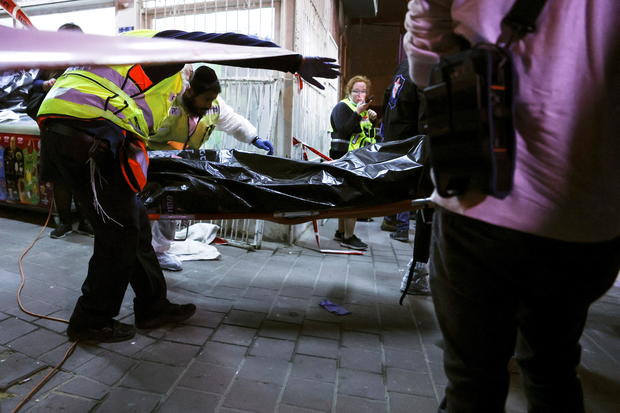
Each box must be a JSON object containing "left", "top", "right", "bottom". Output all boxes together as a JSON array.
[
  {"left": 13, "top": 195, "right": 79, "bottom": 413},
  {"left": 4, "top": 4, "right": 80, "bottom": 406},
  {"left": 10, "top": 341, "right": 78, "bottom": 413}
]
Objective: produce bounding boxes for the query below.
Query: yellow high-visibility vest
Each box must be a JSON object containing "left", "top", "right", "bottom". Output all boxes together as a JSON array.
[
  {"left": 37, "top": 30, "right": 183, "bottom": 141},
  {"left": 148, "top": 97, "right": 221, "bottom": 150},
  {"left": 340, "top": 98, "right": 376, "bottom": 151}
]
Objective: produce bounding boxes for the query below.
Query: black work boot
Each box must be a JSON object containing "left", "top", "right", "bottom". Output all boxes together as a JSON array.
[
  {"left": 390, "top": 230, "right": 409, "bottom": 242},
  {"left": 380, "top": 219, "right": 397, "bottom": 232},
  {"left": 67, "top": 320, "right": 136, "bottom": 343},
  {"left": 50, "top": 223, "right": 73, "bottom": 239},
  {"left": 135, "top": 302, "right": 196, "bottom": 330}
]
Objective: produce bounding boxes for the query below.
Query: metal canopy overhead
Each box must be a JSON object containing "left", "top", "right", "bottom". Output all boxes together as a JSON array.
[{"left": 342, "top": 0, "right": 378, "bottom": 19}]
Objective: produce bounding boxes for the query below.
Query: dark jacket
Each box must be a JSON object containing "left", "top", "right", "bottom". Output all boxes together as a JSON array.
[
  {"left": 380, "top": 59, "right": 420, "bottom": 142},
  {"left": 329, "top": 100, "right": 362, "bottom": 156}
]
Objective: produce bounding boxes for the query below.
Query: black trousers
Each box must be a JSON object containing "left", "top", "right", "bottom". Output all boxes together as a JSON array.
[
  {"left": 53, "top": 180, "right": 89, "bottom": 226},
  {"left": 430, "top": 208, "right": 620, "bottom": 413},
  {"left": 41, "top": 120, "right": 168, "bottom": 328}
]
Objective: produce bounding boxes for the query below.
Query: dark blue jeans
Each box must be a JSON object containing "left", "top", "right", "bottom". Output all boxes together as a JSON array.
[
  {"left": 395, "top": 211, "right": 410, "bottom": 232},
  {"left": 430, "top": 208, "right": 620, "bottom": 413}
]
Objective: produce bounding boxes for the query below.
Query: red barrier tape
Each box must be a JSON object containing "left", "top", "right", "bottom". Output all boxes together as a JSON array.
[
  {"left": 0, "top": 0, "right": 35, "bottom": 29},
  {"left": 292, "top": 137, "right": 333, "bottom": 161}
]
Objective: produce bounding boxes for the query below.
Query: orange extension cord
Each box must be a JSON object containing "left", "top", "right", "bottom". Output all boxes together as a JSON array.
[
  {"left": 2, "top": 5, "right": 80, "bottom": 410},
  {"left": 12, "top": 199, "right": 78, "bottom": 413}
]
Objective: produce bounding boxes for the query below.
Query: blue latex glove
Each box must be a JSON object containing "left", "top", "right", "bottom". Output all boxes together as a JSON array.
[
  {"left": 252, "top": 137, "right": 274, "bottom": 155},
  {"left": 297, "top": 56, "right": 341, "bottom": 90},
  {"left": 319, "top": 299, "right": 351, "bottom": 316}
]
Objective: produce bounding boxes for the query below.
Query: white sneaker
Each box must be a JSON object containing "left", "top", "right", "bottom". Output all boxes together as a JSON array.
[
  {"left": 156, "top": 251, "right": 183, "bottom": 271},
  {"left": 400, "top": 261, "right": 430, "bottom": 295}
]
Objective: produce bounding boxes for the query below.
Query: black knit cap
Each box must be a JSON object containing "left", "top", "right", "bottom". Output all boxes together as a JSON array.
[
  {"left": 58, "top": 23, "right": 82, "bottom": 32},
  {"left": 191, "top": 65, "right": 221, "bottom": 95}
]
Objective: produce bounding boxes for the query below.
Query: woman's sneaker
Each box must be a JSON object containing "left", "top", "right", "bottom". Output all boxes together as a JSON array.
[
  {"left": 340, "top": 235, "right": 368, "bottom": 250},
  {"left": 390, "top": 230, "right": 409, "bottom": 242},
  {"left": 333, "top": 230, "right": 344, "bottom": 241}
]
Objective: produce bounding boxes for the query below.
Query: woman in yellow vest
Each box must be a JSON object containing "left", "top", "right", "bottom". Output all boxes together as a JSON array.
[
  {"left": 328, "top": 75, "right": 377, "bottom": 250},
  {"left": 36, "top": 29, "right": 340, "bottom": 343}
]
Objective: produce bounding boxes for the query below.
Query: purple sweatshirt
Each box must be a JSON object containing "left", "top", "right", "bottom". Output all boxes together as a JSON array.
[{"left": 404, "top": 0, "right": 620, "bottom": 242}]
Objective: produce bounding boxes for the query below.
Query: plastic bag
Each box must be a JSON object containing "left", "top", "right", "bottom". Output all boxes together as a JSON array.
[
  {"left": 143, "top": 135, "right": 431, "bottom": 215},
  {"left": 0, "top": 69, "right": 38, "bottom": 114}
]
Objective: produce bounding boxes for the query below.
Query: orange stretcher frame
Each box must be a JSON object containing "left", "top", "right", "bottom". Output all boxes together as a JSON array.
[
  {"left": 147, "top": 198, "right": 433, "bottom": 226},
  {"left": 147, "top": 198, "right": 434, "bottom": 255}
]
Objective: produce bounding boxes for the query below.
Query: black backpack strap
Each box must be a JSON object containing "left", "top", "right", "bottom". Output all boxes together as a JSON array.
[{"left": 498, "top": 0, "right": 548, "bottom": 46}]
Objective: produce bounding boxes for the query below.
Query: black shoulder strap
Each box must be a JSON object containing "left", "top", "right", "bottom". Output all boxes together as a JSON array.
[{"left": 499, "top": 0, "right": 548, "bottom": 45}]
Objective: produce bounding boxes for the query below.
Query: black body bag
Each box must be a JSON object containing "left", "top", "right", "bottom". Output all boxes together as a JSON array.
[
  {"left": 421, "top": 0, "right": 547, "bottom": 199},
  {"left": 423, "top": 43, "right": 515, "bottom": 199}
]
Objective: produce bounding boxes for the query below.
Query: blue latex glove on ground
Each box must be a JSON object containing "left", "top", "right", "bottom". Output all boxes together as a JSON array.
[
  {"left": 252, "top": 137, "right": 274, "bottom": 155},
  {"left": 297, "top": 56, "right": 341, "bottom": 90},
  {"left": 319, "top": 299, "right": 351, "bottom": 316}
]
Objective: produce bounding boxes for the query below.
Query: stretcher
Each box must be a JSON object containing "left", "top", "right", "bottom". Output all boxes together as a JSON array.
[
  {"left": 148, "top": 198, "right": 433, "bottom": 256},
  {"left": 144, "top": 135, "right": 434, "bottom": 256},
  {"left": 148, "top": 198, "right": 432, "bottom": 225}
]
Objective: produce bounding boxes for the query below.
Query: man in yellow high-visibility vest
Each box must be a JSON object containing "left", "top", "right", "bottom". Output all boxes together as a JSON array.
[
  {"left": 150, "top": 65, "right": 274, "bottom": 271},
  {"left": 37, "top": 29, "right": 340, "bottom": 343}
]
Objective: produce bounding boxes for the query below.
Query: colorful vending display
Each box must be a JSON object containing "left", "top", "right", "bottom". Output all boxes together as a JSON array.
[
  {"left": 0, "top": 132, "right": 50, "bottom": 208},
  {"left": 2, "top": 134, "right": 22, "bottom": 202},
  {"left": 0, "top": 145, "right": 6, "bottom": 201}
]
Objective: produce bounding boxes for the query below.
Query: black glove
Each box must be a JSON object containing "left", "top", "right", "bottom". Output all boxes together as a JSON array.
[{"left": 297, "top": 56, "right": 341, "bottom": 90}]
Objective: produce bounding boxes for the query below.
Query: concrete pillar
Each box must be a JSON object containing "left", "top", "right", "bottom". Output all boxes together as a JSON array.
[
  {"left": 263, "top": 0, "right": 299, "bottom": 244},
  {"left": 274, "top": 0, "right": 296, "bottom": 159}
]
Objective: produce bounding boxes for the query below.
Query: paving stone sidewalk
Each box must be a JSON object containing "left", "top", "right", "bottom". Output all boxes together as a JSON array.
[{"left": 0, "top": 210, "right": 618, "bottom": 413}]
